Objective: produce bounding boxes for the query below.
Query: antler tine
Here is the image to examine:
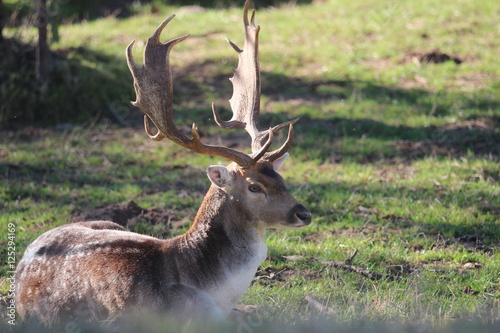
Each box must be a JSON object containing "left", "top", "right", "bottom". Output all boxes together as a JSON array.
[
  {"left": 127, "top": 15, "right": 258, "bottom": 167},
  {"left": 250, "top": 7, "right": 256, "bottom": 27},
  {"left": 150, "top": 15, "right": 175, "bottom": 44},
  {"left": 126, "top": 40, "right": 140, "bottom": 78},
  {"left": 144, "top": 115, "right": 165, "bottom": 141},
  {"left": 212, "top": 102, "right": 245, "bottom": 130},
  {"left": 264, "top": 123, "right": 295, "bottom": 162},
  {"left": 213, "top": 0, "right": 298, "bottom": 160}
]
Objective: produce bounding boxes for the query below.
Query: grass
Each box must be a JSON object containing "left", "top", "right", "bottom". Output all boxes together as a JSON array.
[{"left": 1, "top": 0, "right": 499, "bottom": 331}]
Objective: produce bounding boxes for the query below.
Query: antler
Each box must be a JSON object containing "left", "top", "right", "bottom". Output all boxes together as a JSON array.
[
  {"left": 212, "top": 0, "right": 298, "bottom": 162},
  {"left": 126, "top": 0, "right": 297, "bottom": 167},
  {"left": 126, "top": 15, "right": 271, "bottom": 167}
]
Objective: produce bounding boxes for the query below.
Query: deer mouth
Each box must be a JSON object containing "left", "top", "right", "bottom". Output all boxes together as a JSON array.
[
  {"left": 288, "top": 225, "right": 307, "bottom": 229},
  {"left": 279, "top": 222, "right": 309, "bottom": 229}
]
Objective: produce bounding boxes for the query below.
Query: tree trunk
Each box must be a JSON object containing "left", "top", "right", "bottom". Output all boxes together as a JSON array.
[
  {"left": 36, "top": 0, "right": 49, "bottom": 84},
  {"left": 0, "top": 0, "right": 4, "bottom": 43}
]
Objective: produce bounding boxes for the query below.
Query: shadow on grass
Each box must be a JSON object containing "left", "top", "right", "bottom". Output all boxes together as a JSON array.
[
  {"left": 292, "top": 115, "right": 499, "bottom": 163},
  {"left": 303, "top": 179, "right": 499, "bottom": 243},
  {"left": 2, "top": 36, "right": 498, "bottom": 161},
  {"left": 175, "top": 60, "right": 499, "bottom": 162},
  {"left": 0, "top": 38, "right": 134, "bottom": 128}
]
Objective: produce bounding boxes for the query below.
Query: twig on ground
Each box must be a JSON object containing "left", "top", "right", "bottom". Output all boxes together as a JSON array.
[
  {"left": 306, "top": 295, "right": 336, "bottom": 316},
  {"left": 345, "top": 248, "right": 358, "bottom": 264}
]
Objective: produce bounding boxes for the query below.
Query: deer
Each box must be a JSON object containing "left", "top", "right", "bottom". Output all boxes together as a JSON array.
[{"left": 15, "top": 0, "right": 311, "bottom": 325}]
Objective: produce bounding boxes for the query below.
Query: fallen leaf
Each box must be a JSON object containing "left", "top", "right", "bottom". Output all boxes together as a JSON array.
[{"left": 463, "top": 262, "right": 482, "bottom": 270}]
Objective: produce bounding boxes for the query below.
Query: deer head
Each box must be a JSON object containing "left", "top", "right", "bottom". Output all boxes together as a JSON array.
[
  {"left": 126, "top": 0, "right": 310, "bottom": 229},
  {"left": 205, "top": 157, "right": 311, "bottom": 231}
]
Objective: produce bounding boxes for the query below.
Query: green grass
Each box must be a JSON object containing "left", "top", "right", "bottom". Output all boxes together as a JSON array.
[{"left": 1, "top": 0, "right": 499, "bottom": 331}]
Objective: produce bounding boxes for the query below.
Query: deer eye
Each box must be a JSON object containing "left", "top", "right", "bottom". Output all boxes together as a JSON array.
[{"left": 248, "top": 184, "right": 261, "bottom": 193}]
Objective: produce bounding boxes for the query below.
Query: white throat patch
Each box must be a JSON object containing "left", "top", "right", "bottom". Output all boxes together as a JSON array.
[{"left": 207, "top": 236, "right": 268, "bottom": 313}]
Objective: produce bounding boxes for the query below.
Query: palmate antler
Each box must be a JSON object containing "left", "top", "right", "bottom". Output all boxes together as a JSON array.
[{"left": 126, "top": 0, "right": 296, "bottom": 168}]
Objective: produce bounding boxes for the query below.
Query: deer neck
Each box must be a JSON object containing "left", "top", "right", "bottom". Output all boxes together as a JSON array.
[
  {"left": 185, "top": 185, "right": 267, "bottom": 268},
  {"left": 179, "top": 185, "right": 267, "bottom": 312}
]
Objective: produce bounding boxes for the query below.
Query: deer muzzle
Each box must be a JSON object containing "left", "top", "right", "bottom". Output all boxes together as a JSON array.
[{"left": 287, "top": 204, "right": 312, "bottom": 227}]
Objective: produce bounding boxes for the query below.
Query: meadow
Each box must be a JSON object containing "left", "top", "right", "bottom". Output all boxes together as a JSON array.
[{"left": 1, "top": 0, "right": 499, "bottom": 331}]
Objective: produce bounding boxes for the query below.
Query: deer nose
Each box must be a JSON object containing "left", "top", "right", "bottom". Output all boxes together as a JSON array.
[{"left": 294, "top": 205, "right": 312, "bottom": 225}]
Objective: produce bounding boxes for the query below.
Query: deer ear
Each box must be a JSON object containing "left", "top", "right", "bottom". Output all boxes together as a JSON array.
[
  {"left": 272, "top": 153, "right": 289, "bottom": 172},
  {"left": 207, "top": 165, "right": 233, "bottom": 189}
]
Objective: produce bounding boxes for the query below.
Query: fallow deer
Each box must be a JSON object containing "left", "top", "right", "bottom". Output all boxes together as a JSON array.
[{"left": 15, "top": 0, "right": 311, "bottom": 325}]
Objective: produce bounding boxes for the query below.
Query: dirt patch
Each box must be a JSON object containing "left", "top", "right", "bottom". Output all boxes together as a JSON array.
[
  {"left": 72, "top": 200, "right": 178, "bottom": 232},
  {"left": 438, "top": 118, "right": 497, "bottom": 132},
  {"left": 375, "top": 164, "right": 417, "bottom": 183},
  {"left": 453, "top": 74, "right": 491, "bottom": 91},
  {"left": 403, "top": 50, "right": 463, "bottom": 65},
  {"left": 385, "top": 264, "right": 419, "bottom": 277},
  {"left": 398, "top": 74, "right": 431, "bottom": 90},
  {"left": 394, "top": 117, "right": 500, "bottom": 159},
  {"left": 395, "top": 139, "right": 458, "bottom": 159},
  {"left": 455, "top": 233, "right": 496, "bottom": 254},
  {"left": 302, "top": 232, "right": 331, "bottom": 244}
]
